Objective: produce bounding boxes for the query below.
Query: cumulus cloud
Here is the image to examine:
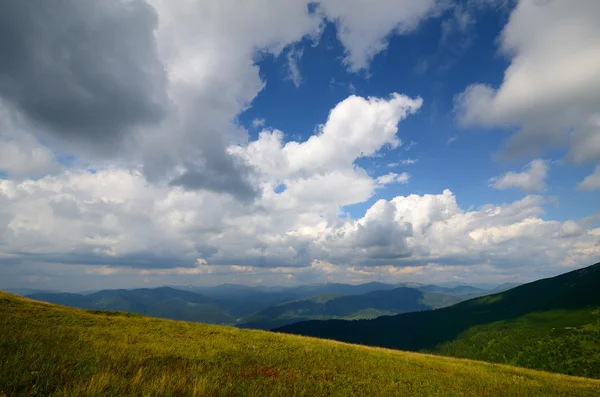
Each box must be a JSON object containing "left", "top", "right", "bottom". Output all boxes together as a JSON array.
[
  {"left": 489, "top": 159, "right": 549, "bottom": 193},
  {"left": 230, "top": 94, "right": 422, "bottom": 182},
  {"left": 455, "top": 0, "right": 600, "bottom": 165},
  {"left": 578, "top": 166, "right": 600, "bottom": 191},
  {"left": 1, "top": 168, "right": 599, "bottom": 290},
  {"left": 317, "top": 0, "right": 446, "bottom": 71},
  {"left": 316, "top": 190, "right": 600, "bottom": 270},
  {"left": 376, "top": 172, "right": 410, "bottom": 185}
]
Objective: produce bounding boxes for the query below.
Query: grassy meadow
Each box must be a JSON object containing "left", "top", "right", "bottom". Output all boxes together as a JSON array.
[{"left": 1, "top": 292, "right": 600, "bottom": 396}]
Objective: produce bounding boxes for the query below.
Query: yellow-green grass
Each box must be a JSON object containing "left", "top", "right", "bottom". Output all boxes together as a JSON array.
[{"left": 1, "top": 292, "right": 599, "bottom": 397}]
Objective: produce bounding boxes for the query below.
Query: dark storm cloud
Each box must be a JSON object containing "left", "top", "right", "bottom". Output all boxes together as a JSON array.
[
  {"left": 0, "top": 0, "right": 167, "bottom": 148},
  {"left": 168, "top": 140, "right": 260, "bottom": 201}
]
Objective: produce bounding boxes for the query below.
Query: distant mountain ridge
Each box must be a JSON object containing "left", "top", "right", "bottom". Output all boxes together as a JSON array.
[
  {"left": 19, "top": 280, "right": 503, "bottom": 328},
  {"left": 28, "top": 287, "right": 234, "bottom": 324},
  {"left": 239, "top": 287, "right": 464, "bottom": 330}
]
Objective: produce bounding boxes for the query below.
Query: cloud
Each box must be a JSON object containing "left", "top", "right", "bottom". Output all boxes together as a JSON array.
[
  {"left": 578, "top": 166, "right": 600, "bottom": 191},
  {"left": 252, "top": 118, "right": 266, "bottom": 129},
  {"left": 489, "top": 159, "right": 549, "bottom": 193},
  {"left": 376, "top": 172, "right": 410, "bottom": 185},
  {"left": 439, "top": 3, "right": 475, "bottom": 63},
  {"left": 0, "top": 0, "right": 447, "bottom": 201},
  {"left": 315, "top": 190, "right": 600, "bottom": 270},
  {"left": 287, "top": 47, "right": 304, "bottom": 87},
  {"left": 0, "top": 101, "right": 60, "bottom": 178},
  {"left": 404, "top": 140, "right": 417, "bottom": 151},
  {"left": 317, "top": 0, "right": 446, "bottom": 71},
  {"left": 388, "top": 159, "right": 417, "bottom": 167},
  {"left": 0, "top": 139, "right": 59, "bottom": 179},
  {"left": 455, "top": 0, "right": 600, "bottom": 163},
  {"left": 1, "top": 167, "right": 599, "bottom": 288},
  {"left": 230, "top": 93, "right": 423, "bottom": 181},
  {"left": 0, "top": 93, "right": 424, "bottom": 272},
  {"left": 0, "top": 0, "right": 168, "bottom": 152}
]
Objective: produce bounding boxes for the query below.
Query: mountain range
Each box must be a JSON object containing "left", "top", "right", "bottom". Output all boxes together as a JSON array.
[
  {"left": 238, "top": 287, "right": 464, "bottom": 329},
  {"left": 20, "top": 281, "right": 503, "bottom": 328}
]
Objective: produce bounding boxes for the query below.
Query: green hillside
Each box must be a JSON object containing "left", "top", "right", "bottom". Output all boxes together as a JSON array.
[
  {"left": 2, "top": 292, "right": 600, "bottom": 396},
  {"left": 239, "top": 287, "right": 462, "bottom": 330},
  {"left": 277, "top": 263, "right": 600, "bottom": 379}
]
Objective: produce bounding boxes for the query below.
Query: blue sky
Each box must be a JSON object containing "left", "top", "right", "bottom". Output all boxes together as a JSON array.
[{"left": 0, "top": 0, "right": 599, "bottom": 291}]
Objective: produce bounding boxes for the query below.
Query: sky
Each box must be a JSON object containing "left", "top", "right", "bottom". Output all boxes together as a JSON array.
[{"left": 1, "top": 0, "right": 600, "bottom": 292}]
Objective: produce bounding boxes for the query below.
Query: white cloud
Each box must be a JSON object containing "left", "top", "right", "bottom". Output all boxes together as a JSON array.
[
  {"left": 230, "top": 93, "right": 422, "bottom": 182},
  {"left": 376, "top": 172, "right": 410, "bottom": 185},
  {"left": 489, "top": 159, "right": 549, "bottom": 193},
  {"left": 0, "top": 138, "right": 59, "bottom": 179},
  {"left": 287, "top": 47, "right": 304, "bottom": 87},
  {"left": 455, "top": 0, "right": 600, "bottom": 163},
  {"left": 317, "top": 0, "right": 446, "bottom": 71},
  {"left": 388, "top": 159, "right": 417, "bottom": 167},
  {"left": 251, "top": 118, "right": 266, "bottom": 129},
  {"left": 578, "top": 166, "right": 600, "bottom": 191},
  {"left": 314, "top": 190, "right": 600, "bottom": 271},
  {"left": 2, "top": 167, "right": 599, "bottom": 290}
]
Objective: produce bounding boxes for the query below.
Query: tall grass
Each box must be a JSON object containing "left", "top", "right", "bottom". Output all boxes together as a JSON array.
[{"left": 1, "top": 292, "right": 599, "bottom": 396}]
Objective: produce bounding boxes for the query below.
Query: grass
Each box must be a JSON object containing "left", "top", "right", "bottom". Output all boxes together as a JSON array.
[{"left": 1, "top": 292, "right": 600, "bottom": 396}]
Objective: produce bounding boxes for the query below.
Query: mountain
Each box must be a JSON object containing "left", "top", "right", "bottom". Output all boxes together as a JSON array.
[
  {"left": 239, "top": 287, "right": 463, "bottom": 330},
  {"left": 2, "top": 288, "right": 62, "bottom": 296},
  {"left": 21, "top": 280, "right": 507, "bottom": 326},
  {"left": 2, "top": 292, "right": 599, "bottom": 396},
  {"left": 277, "top": 263, "right": 600, "bottom": 379},
  {"left": 24, "top": 283, "right": 406, "bottom": 324},
  {"left": 27, "top": 287, "right": 234, "bottom": 324},
  {"left": 175, "top": 282, "right": 402, "bottom": 319},
  {"left": 417, "top": 284, "right": 486, "bottom": 296}
]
